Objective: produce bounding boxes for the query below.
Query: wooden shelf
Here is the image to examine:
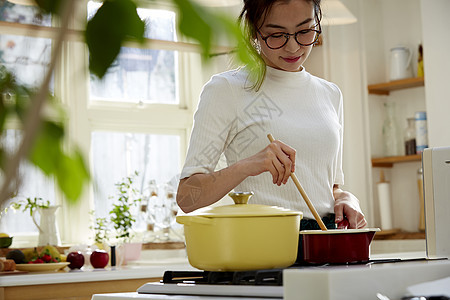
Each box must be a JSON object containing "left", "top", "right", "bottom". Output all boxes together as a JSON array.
[
  {"left": 368, "top": 77, "right": 424, "bottom": 95},
  {"left": 374, "top": 230, "right": 425, "bottom": 240},
  {"left": 371, "top": 154, "right": 421, "bottom": 168}
]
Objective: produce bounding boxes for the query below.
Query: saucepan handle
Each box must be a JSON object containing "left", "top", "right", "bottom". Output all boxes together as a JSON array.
[{"left": 336, "top": 217, "right": 349, "bottom": 229}]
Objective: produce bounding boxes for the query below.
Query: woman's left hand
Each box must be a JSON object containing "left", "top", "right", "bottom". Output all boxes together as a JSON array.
[{"left": 333, "top": 186, "right": 367, "bottom": 229}]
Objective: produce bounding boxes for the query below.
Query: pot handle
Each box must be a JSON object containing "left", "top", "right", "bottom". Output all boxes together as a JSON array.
[
  {"left": 31, "top": 210, "right": 44, "bottom": 234},
  {"left": 176, "top": 215, "right": 215, "bottom": 226},
  {"left": 405, "top": 47, "right": 413, "bottom": 70}
]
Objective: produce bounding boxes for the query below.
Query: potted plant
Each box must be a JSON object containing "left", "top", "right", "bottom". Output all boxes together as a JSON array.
[
  {"left": 108, "top": 172, "right": 143, "bottom": 263},
  {"left": 109, "top": 172, "right": 141, "bottom": 242}
]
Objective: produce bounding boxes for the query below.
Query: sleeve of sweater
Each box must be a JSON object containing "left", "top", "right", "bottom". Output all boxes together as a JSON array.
[{"left": 180, "top": 74, "right": 237, "bottom": 179}]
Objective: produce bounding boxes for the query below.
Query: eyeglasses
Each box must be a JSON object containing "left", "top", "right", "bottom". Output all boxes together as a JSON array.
[{"left": 257, "top": 24, "right": 321, "bottom": 50}]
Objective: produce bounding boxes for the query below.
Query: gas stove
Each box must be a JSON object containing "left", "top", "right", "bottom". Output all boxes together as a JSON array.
[
  {"left": 91, "top": 257, "right": 450, "bottom": 300},
  {"left": 135, "top": 258, "right": 425, "bottom": 299}
]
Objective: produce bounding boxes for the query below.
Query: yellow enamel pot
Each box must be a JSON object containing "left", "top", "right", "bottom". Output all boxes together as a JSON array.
[{"left": 176, "top": 192, "right": 303, "bottom": 271}]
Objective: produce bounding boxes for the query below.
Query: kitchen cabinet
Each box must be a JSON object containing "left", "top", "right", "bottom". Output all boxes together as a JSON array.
[
  {"left": 368, "top": 77, "right": 423, "bottom": 169},
  {"left": 367, "top": 75, "right": 425, "bottom": 234},
  {"left": 0, "top": 262, "right": 194, "bottom": 300},
  {"left": 368, "top": 77, "right": 424, "bottom": 167},
  {"left": 368, "top": 77, "right": 425, "bottom": 236},
  {"left": 0, "top": 278, "right": 160, "bottom": 300}
]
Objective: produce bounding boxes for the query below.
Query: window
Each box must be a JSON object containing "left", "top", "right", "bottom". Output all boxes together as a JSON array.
[
  {"left": 0, "top": 0, "right": 202, "bottom": 246},
  {"left": 85, "top": 2, "right": 186, "bottom": 233}
]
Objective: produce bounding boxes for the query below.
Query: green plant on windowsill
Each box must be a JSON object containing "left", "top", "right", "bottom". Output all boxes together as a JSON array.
[
  {"left": 10, "top": 197, "right": 51, "bottom": 217},
  {"left": 109, "top": 171, "right": 142, "bottom": 244}
]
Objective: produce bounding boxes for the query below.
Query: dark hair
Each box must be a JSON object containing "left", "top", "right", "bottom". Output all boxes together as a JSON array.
[{"left": 238, "top": 0, "right": 322, "bottom": 90}]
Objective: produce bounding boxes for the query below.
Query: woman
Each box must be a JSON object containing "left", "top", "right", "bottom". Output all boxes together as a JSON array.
[{"left": 176, "top": 0, "right": 367, "bottom": 230}]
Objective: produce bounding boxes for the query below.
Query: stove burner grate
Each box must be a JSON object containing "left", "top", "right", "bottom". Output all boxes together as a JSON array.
[{"left": 163, "top": 269, "right": 285, "bottom": 286}]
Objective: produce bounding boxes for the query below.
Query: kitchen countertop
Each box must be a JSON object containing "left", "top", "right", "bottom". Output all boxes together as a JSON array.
[
  {"left": 0, "top": 248, "right": 194, "bottom": 287},
  {"left": 0, "top": 249, "right": 427, "bottom": 287},
  {"left": 0, "top": 261, "right": 196, "bottom": 287}
]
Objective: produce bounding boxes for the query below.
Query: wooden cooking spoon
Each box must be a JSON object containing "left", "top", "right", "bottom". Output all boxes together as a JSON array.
[{"left": 267, "top": 134, "right": 327, "bottom": 231}]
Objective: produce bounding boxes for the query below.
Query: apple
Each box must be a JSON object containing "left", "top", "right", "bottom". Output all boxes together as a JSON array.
[
  {"left": 67, "top": 251, "right": 85, "bottom": 269},
  {"left": 90, "top": 249, "right": 109, "bottom": 268}
]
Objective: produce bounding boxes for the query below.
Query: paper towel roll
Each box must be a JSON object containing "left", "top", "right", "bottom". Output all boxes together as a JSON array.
[{"left": 378, "top": 182, "right": 393, "bottom": 230}]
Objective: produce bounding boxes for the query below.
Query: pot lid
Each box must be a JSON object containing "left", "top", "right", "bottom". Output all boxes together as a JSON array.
[{"left": 190, "top": 192, "right": 302, "bottom": 218}]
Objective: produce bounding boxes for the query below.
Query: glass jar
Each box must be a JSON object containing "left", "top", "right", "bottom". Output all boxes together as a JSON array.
[
  {"left": 404, "top": 117, "right": 416, "bottom": 155},
  {"left": 382, "top": 102, "right": 401, "bottom": 156}
]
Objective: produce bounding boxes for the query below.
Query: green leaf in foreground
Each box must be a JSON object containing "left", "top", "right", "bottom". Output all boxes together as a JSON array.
[
  {"left": 29, "top": 120, "right": 89, "bottom": 203},
  {"left": 86, "top": 0, "right": 145, "bottom": 78},
  {"left": 172, "top": 0, "right": 212, "bottom": 59},
  {"left": 55, "top": 149, "right": 90, "bottom": 202},
  {"left": 34, "top": 0, "right": 63, "bottom": 15},
  {"left": 29, "top": 121, "right": 64, "bottom": 176},
  {"left": 171, "top": 0, "right": 259, "bottom": 76},
  {"left": 211, "top": 13, "right": 262, "bottom": 79}
]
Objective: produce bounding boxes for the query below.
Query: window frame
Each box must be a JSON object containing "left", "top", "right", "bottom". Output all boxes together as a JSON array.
[{"left": 0, "top": 0, "right": 205, "bottom": 245}]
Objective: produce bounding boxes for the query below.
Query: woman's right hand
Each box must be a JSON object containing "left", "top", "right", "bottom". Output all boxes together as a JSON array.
[{"left": 241, "top": 139, "right": 296, "bottom": 186}]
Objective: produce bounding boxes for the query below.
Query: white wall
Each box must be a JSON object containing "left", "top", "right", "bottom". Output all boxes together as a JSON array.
[{"left": 420, "top": 0, "right": 450, "bottom": 147}]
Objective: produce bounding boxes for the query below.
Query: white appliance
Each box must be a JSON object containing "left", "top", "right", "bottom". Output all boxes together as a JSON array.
[
  {"left": 423, "top": 146, "right": 450, "bottom": 259},
  {"left": 283, "top": 259, "right": 450, "bottom": 300}
]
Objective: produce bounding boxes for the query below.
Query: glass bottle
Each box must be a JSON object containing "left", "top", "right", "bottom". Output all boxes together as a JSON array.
[
  {"left": 382, "top": 102, "right": 400, "bottom": 156},
  {"left": 415, "top": 111, "right": 428, "bottom": 154},
  {"left": 144, "top": 179, "right": 158, "bottom": 242},
  {"left": 404, "top": 117, "right": 416, "bottom": 155}
]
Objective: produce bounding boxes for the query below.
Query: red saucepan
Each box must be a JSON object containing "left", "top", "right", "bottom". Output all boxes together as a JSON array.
[
  {"left": 267, "top": 134, "right": 380, "bottom": 265},
  {"left": 300, "top": 227, "right": 380, "bottom": 264}
]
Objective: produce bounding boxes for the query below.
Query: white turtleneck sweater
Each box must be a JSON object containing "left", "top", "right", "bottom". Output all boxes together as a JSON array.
[{"left": 180, "top": 66, "right": 344, "bottom": 219}]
